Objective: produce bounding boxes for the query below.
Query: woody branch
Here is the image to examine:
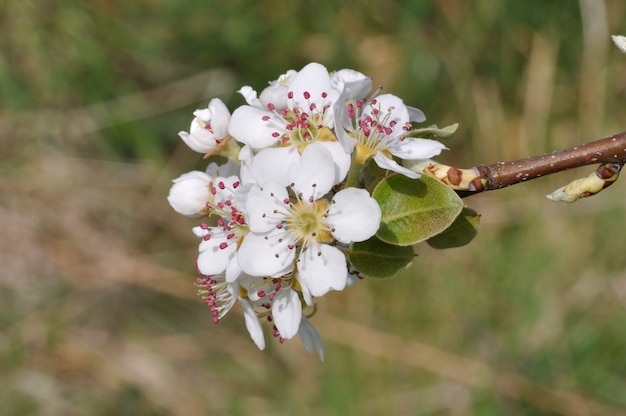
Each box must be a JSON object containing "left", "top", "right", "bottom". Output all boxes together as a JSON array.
[{"left": 423, "top": 131, "right": 626, "bottom": 202}]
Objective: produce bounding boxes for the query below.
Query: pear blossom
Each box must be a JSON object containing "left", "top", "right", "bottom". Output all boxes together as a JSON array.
[
  {"left": 168, "top": 62, "right": 458, "bottom": 358},
  {"left": 335, "top": 93, "right": 446, "bottom": 179},
  {"left": 237, "top": 144, "right": 381, "bottom": 301},
  {"left": 179, "top": 98, "right": 231, "bottom": 154},
  {"left": 229, "top": 63, "right": 351, "bottom": 184}
]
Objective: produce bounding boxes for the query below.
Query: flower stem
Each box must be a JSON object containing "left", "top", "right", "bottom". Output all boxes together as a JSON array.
[{"left": 344, "top": 152, "right": 366, "bottom": 189}]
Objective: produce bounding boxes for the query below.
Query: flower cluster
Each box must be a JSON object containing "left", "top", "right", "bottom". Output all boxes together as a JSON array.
[{"left": 168, "top": 63, "right": 446, "bottom": 360}]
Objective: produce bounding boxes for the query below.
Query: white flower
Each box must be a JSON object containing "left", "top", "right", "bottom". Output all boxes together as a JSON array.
[
  {"left": 237, "top": 144, "right": 381, "bottom": 300},
  {"left": 179, "top": 98, "right": 231, "bottom": 154},
  {"left": 229, "top": 63, "right": 351, "bottom": 185},
  {"left": 167, "top": 170, "right": 212, "bottom": 216},
  {"left": 613, "top": 35, "right": 626, "bottom": 54},
  {"left": 335, "top": 93, "right": 446, "bottom": 178},
  {"left": 193, "top": 175, "right": 247, "bottom": 282}
]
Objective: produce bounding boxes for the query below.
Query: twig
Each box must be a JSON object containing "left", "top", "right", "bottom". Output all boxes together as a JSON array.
[{"left": 423, "top": 131, "right": 626, "bottom": 201}]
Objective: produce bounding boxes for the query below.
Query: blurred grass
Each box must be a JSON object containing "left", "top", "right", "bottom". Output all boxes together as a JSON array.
[{"left": 1, "top": 0, "right": 626, "bottom": 415}]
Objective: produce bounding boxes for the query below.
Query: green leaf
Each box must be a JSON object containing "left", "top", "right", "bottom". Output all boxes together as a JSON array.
[
  {"left": 405, "top": 123, "right": 459, "bottom": 140},
  {"left": 427, "top": 207, "right": 481, "bottom": 249},
  {"left": 373, "top": 174, "right": 463, "bottom": 245},
  {"left": 348, "top": 236, "right": 415, "bottom": 278}
]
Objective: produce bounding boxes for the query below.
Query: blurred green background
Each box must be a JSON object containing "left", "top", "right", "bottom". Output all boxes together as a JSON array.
[{"left": 2, "top": 0, "right": 626, "bottom": 414}]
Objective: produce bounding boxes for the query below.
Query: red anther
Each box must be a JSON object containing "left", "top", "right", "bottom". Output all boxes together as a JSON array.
[
  {"left": 218, "top": 181, "right": 225, "bottom": 189},
  {"left": 269, "top": 293, "right": 275, "bottom": 301},
  {"left": 283, "top": 198, "right": 290, "bottom": 204},
  {"left": 217, "top": 219, "right": 225, "bottom": 226},
  {"left": 233, "top": 181, "right": 240, "bottom": 188},
  {"left": 276, "top": 224, "right": 283, "bottom": 229},
  {"left": 203, "top": 235, "right": 211, "bottom": 241},
  {"left": 267, "top": 103, "right": 276, "bottom": 111},
  {"left": 348, "top": 103, "right": 355, "bottom": 119},
  {"left": 288, "top": 91, "right": 294, "bottom": 99},
  {"left": 257, "top": 290, "right": 266, "bottom": 298},
  {"left": 217, "top": 202, "right": 224, "bottom": 209},
  {"left": 310, "top": 103, "right": 317, "bottom": 111},
  {"left": 321, "top": 92, "right": 328, "bottom": 98},
  {"left": 227, "top": 233, "right": 235, "bottom": 240},
  {"left": 200, "top": 223, "right": 209, "bottom": 229},
  {"left": 204, "top": 123, "right": 212, "bottom": 130},
  {"left": 219, "top": 242, "right": 228, "bottom": 249},
  {"left": 211, "top": 187, "right": 217, "bottom": 195},
  {"left": 262, "top": 115, "right": 271, "bottom": 121},
  {"left": 272, "top": 132, "right": 280, "bottom": 138},
  {"left": 370, "top": 99, "right": 377, "bottom": 105},
  {"left": 213, "top": 317, "right": 219, "bottom": 324},
  {"left": 288, "top": 244, "right": 295, "bottom": 250},
  {"left": 303, "top": 91, "right": 311, "bottom": 99}
]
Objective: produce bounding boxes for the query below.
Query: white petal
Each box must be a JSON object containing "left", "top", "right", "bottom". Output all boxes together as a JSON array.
[
  {"left": 205, "top": 160, "right": 241, "bottom": 179},
  {"left": 289, "top": 63, "right": 332, "bottom": 111},
  {"left": 178, "top": 130, "right": 218, "bottom": 154},
  {"left": 326, "top": 188, "right": 381, "bottom": 243},
  {"left": 259, "top": 82, "right": 289, "bottom": 110},
  {"left": 196, "top": 233, "right": 237, "bottom": 276},
  {"left": 242, "top": 182, "right": 289, "bottom": 233},
  {"left": 288, "top": 143, "right": 336, "bottom": 200},
  {"left": 298, "top": 317, "right": 324, "bottom": 361},
  {"left": 225, "top": 257, "right": 242, "bottom": 283},
  {"left": 297, "top": 243, "right": 348, "bottom": 297},
  {"left": 239, "top": 299, "right": 265, "bottom": 350},
  {"left": 238, "top": 86, "right": 261, "bottom": 107},
  {"left": 237, "top": 231, "right": 296, "bottom": 277},
  {"left": 407, "top": 105, "right": 426, "bottom": 123},
  {"left": 271, "top": 289, "right": 302, "bottom": 339},
  {"left": 612, "top": 35, "right": 626, "bottom": 54},
  {"left": 205, "top": 98, "right": 231, "bottom": 138},
  {"left": 331, "top": 69, "right": 372, "bottom": 100},
  {"left": 244, "top": 146, "right": 301, "bottom": 187},
  {"left": 229, "top": 105, "right": 285, "bottom": 150},
  {"left": 332, "top": 94, "right": 359, "bottom": 154},
  {"left": 167, "top": 171, "right": 211, "bottom": 216},
  {"left": 389, "top": 137, "right": 447, "bottom": 160},
  {"left": 373, "top": 152, "right": 422, "bottom": 179},
  {"left": 316, "top": 141, "right": 351, "bottom": 184}
]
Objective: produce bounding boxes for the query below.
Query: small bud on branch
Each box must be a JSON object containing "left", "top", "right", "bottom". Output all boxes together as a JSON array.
[{"left": 422, "top": 131, "right": 626, "bottom": 201}]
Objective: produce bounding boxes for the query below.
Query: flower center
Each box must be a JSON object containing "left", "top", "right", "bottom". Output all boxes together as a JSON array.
[
  {"left": 346, "top": 98, "right": 411, "bottom": 157},
  {"left": 265, "top": 90, "right": 336, "bottom": 148},
  {"left": 287, "top": 199, "right": 333, "bottom": 245}
]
